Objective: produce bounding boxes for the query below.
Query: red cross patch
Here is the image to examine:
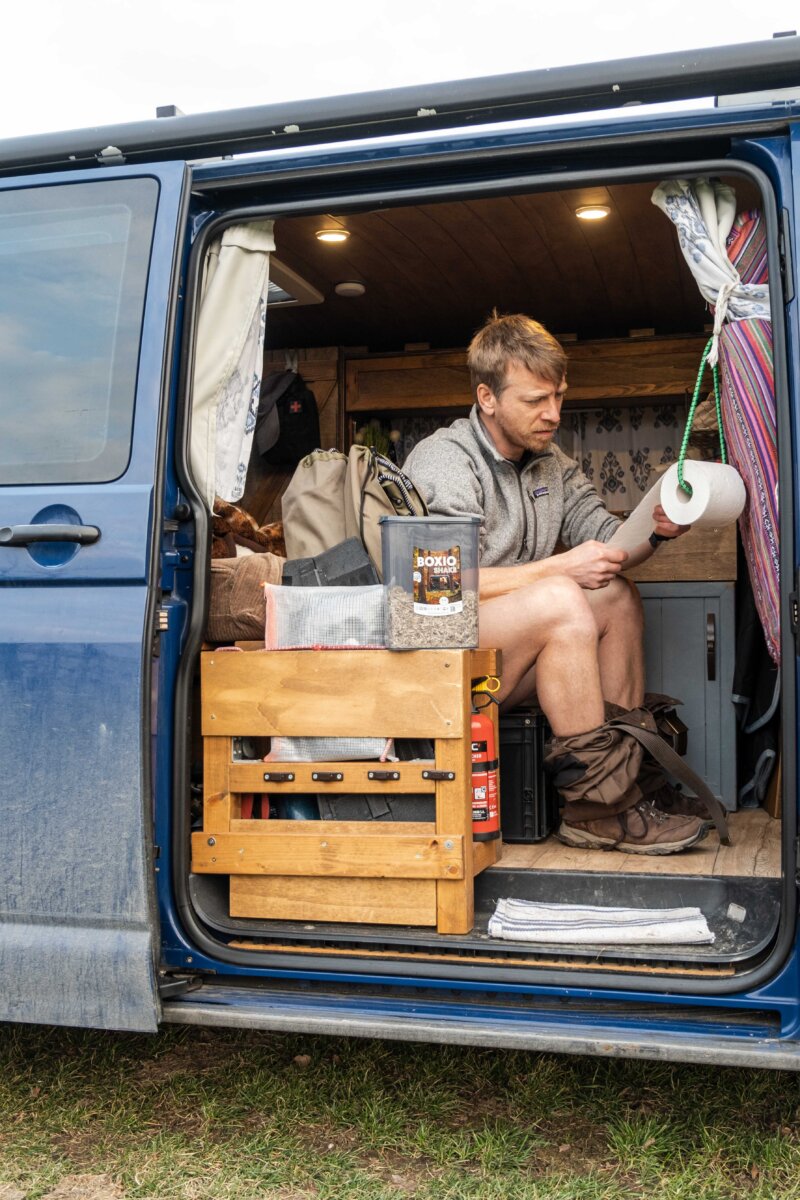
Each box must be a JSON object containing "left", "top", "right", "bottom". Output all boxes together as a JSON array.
[{"left": 289, "top": 400, "right": 303, "bottom": 413}]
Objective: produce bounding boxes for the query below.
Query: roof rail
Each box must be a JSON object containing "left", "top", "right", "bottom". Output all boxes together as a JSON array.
[{"left": 0, "top": 35, "right": 798, "bottom": 176}]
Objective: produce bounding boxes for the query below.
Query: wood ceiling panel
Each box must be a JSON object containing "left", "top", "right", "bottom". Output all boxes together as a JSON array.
[
  {"left": 609, "top": 184, "right": 706, "bottom": 330},
  {"left": 266, "top": 177, "right": 756, "bottom": 352}
]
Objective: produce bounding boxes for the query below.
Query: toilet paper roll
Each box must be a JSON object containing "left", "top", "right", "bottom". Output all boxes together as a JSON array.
[
  {"left": 607, "top": 460, "right": 746, "bottom": 554},
  {"left": 659, "top": 461, "right": 746, "bottom": 528}
]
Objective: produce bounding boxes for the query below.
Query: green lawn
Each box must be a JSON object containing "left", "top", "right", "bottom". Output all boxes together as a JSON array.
[{"left": 1, "top": 1023, "right": 799, "bottom": 1199}]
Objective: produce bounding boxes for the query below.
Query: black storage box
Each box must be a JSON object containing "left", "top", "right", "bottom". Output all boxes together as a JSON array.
[{"left": 498, "top": 708, "right": 559, "bottom": 842}]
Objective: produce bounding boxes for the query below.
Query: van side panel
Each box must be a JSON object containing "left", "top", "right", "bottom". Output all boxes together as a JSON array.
[{"left": 0, "top": 163, "right": 187, "bottom": 1032}]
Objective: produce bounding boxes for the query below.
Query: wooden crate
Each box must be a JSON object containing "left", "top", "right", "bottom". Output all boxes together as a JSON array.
[{"left": 193, "top": 647, "right": 501, "bottom": 934}]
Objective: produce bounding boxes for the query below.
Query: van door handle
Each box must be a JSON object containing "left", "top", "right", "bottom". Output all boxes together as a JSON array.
[{"left": 0, "top": 524, "right": 101, "bottom": 546}]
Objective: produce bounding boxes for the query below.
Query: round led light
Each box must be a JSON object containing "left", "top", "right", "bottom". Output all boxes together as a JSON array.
[
  {"left": 334, "top": 281, "right": 366, "bottom": 297},
  {"left": 575, "top": 205, "right": 611, "bottom": 221},
  {"left": 315, "top": 228, "right": 350, "bottom": 243}
]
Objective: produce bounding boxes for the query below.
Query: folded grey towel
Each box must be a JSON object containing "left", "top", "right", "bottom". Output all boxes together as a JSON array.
[{"left": 488, "top": 898, "right": 715, "bottom": 945}]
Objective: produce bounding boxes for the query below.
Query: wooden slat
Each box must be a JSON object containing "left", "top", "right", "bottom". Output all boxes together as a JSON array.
[
  {"left": 343, "top": 337, "right": 710, "bottom": 414},
  {"left": 434, "top": 698, "right": 475, "bottom": 935},
  {"left": 563, "top": 335, "right": 708, "bottom": 402},
  {"left": 473, "top": 837, "right": 500, "bottom": 874},
  {"left": 229, "top": 760, "right": 436, "bottom": 794},
  {"left": 202, "top": 738, "right": 234, "bottom": 833},
  {"left": 230, "top": 875, "right": 437, "bottom": 925},
  {"left": 346, "top": 355, "right": 471, "bottom": 412},
  {"left": 202, "top": 649, "right": 468, "bottom": 738},
  {"left": 191, "top": 829, "right": 464, "bottom": 879},
  {"left": 230, "top": 819, "right": 434, "bottom": 835},
  {"left": 469, "top": 648, "right": 501, "bottom": 678}
]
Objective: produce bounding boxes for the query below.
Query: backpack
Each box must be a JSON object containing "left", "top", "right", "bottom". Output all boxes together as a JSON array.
[
  {"left": 281, "top": 444, "right": 428, "bottom": 578},
  {"left": 255, "top": 369, "right": 320, "bottom": 467}
]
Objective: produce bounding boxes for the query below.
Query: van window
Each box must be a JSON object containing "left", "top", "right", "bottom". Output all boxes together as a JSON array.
[{"left": 0, "top": 177, "right": 158, "bottom": 485}]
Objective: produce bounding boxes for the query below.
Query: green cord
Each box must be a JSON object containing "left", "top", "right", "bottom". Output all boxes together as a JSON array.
[{"left": 676, "top": 337, "right": 728, "bottom": 496}]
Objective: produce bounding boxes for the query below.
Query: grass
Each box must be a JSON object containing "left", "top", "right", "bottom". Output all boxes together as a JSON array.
[{"left": 1, "top": 1024, "right": 800, "bottom": 1198}]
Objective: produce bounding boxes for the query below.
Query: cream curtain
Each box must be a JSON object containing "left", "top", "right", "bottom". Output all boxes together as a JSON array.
[{"left": 190, "top": 220, "right": 275, "bottom": 511}]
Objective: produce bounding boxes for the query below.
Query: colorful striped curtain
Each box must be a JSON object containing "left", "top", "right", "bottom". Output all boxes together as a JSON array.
[
  {"left": 653, "top": 181, "right": 779, "bottom": 665},
  {"left": 719, "top": 211, "right": 779, "bottom": 665}
]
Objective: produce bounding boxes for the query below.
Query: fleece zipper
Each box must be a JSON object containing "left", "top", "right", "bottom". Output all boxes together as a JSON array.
[{"left": 512, "top": 465, "right": 530, "bottom": 562}]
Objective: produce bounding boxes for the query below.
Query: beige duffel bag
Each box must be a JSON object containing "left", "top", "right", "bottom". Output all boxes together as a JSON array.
[{"left": 281, "top": 445, "right": 427, "bottom": 578}]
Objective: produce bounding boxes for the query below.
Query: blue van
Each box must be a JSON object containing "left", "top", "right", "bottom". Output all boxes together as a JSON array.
[{"left": 1, "top": 35, "right": 800, "bottom": 1068}]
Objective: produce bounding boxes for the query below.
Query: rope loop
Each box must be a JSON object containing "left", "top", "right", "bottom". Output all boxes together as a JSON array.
[{"left": 676, "top": 337, "right": 727, "bottom": 496}]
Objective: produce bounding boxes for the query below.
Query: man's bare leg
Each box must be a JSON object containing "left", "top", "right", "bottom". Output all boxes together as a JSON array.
[
  {"left": 583, "top": 578, "right": 645, "bottom": 710},
  {"left": 479, "top": 576, "right": 604, "bottom": 736},
  {"left": 481, "top": 576, "right": 709, "bottom": 855}
]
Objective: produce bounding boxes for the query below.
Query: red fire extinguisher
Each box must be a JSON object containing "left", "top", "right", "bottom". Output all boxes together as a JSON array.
[{"left": 471, "top": 710, "right": 500, "bottom": 841}]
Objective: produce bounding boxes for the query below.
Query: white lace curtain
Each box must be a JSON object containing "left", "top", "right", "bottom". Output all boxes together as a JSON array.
[
  {"left": 190, "top": 220, "right": 275, "bottom": 511},
  {"left": 557, "top": 404, "right": 684, "bottom": 514}
]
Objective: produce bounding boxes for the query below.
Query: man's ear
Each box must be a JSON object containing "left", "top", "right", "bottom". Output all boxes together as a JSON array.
[{"left": 476, "top": 382, "right": 496, "bottom": 415}]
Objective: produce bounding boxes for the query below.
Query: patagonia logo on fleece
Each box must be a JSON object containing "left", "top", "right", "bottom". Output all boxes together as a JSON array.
[{"left": 532, "top": 486, "right": 549, "bottom": 499}]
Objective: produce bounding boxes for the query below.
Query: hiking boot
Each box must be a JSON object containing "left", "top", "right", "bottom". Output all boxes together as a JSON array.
[
  {"left": 648, "top": 780, "right": 714, "bottom": 820},
  {"left": 557, "top": 799, "right": 711, "bottom": 855}
]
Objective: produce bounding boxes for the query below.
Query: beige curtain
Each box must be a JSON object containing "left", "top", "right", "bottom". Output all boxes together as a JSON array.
[{"left": 190, "top": 220, "right": 275, "bottom": 511}]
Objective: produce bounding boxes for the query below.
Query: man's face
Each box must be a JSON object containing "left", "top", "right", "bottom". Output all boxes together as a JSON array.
[{"left": 476, "top": 361, "right": 566, "bottom": 459}]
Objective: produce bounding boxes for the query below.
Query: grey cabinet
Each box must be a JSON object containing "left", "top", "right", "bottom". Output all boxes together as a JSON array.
[{"left": 638, "top": 582, "right": 736, "bottom": 810}]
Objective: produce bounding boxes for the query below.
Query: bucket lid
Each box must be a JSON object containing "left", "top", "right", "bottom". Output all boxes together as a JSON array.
[{"left": 378, "top": 515, "right": 480, "bottom": 524}]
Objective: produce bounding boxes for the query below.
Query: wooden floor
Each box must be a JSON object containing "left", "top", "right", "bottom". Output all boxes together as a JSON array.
[{"left": 494, "top": 809, "right": 782, "bottom": 878}]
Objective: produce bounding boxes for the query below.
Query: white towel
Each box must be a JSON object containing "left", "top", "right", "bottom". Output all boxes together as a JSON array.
[{"left": 488, "top": 898, "right": 715, "bottom": 945}]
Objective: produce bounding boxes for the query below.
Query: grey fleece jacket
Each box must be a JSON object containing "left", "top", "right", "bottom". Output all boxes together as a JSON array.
[{"left": 403, "top": 407, "right": 620, "bottom": 567}]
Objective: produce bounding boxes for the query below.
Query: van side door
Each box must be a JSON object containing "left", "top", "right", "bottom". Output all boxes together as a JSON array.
[{"left": 0, "top": 163, "right": 187, "bottom": 1032}]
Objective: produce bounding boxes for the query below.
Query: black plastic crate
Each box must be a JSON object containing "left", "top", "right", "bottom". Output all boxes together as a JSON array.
[{"left": 498, "top": 708, "right": 559, "bottom": 842}]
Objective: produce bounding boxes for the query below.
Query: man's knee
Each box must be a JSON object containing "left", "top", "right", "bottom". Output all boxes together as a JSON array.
[{"left": 520, "top": 575, "right": 597, "bottom": 640}]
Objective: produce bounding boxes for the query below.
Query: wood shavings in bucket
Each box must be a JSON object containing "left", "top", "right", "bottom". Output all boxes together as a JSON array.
[{"left": 386, "top": 586, "right": 478, "bottom": 649}]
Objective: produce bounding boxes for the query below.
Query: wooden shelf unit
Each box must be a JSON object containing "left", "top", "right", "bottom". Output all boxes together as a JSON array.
[
  {"left": 192, "top": 647, "right": 501, "bottom": 935},
  {"left": 343, "top": 334, "right": 710, "bottom": 416}
]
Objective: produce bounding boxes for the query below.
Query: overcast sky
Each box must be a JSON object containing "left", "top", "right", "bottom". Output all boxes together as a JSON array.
[{"left": 1, "top": 0, "right": 798, "bottom": 141}]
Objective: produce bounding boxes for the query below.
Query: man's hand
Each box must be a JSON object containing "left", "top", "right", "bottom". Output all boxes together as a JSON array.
[
  {"left": 653, "top": 504, "right": 690, "bottom": 539},
  {"left": 557, "top": 540, "right": 629, "bottom": 589}
]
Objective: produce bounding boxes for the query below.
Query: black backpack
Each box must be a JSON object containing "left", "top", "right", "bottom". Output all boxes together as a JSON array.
[{"left": 255, "top": 369, "right": 321, "bottom": 467}]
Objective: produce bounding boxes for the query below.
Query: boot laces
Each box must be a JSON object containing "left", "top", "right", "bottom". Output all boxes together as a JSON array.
[
  {"left": 613, "top": 799, "right": 670, "bottom": 846},
  {"left": 634, "top": 799, "right": 670, "bottom": 826}
]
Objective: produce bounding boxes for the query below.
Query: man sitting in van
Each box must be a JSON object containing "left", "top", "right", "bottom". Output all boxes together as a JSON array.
[{"left": 404, "top": 312, "right": 708, "bottom": 856}]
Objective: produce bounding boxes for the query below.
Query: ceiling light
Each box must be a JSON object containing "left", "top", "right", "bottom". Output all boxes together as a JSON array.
[
  {"left": 335, "top": 281, "right": 365, "bottom": 297},
  {"left": 315, "top": 228, "right": 350, "bottom": 243},
  {"left": 575, "top": 205, "right": 611, "bottom": 221}
]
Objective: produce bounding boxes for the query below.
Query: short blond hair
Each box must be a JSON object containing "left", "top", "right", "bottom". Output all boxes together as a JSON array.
[{"left": 467, "top": 311, "right": 567, "bottom": 399}]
